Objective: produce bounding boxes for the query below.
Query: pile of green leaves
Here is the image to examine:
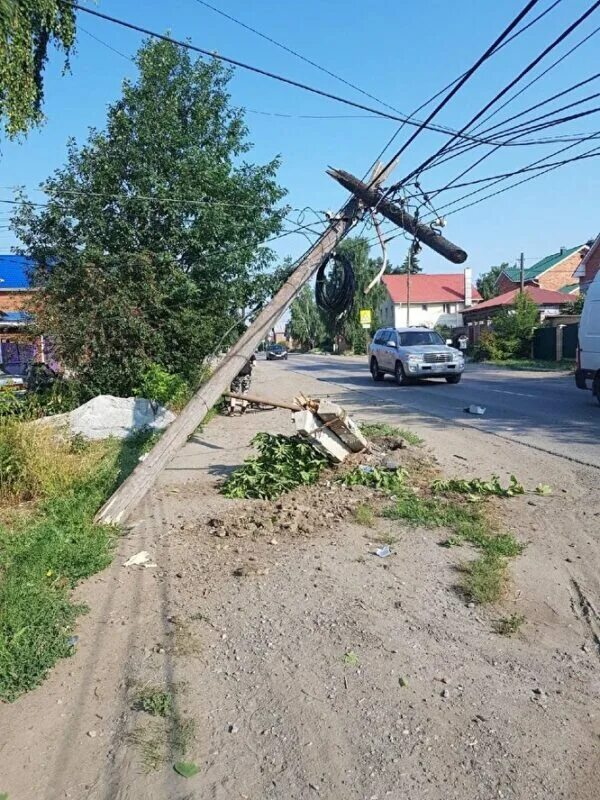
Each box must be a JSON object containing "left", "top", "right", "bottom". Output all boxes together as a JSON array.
[
  {"left": 431, "top": 474, "right": 524, "bottom": 498},
  {"left": 222, "top": 433, "right": 330, "bottom": 500},
  {"left": 343, "top": 465, "right": 407, "bottom": 494}
]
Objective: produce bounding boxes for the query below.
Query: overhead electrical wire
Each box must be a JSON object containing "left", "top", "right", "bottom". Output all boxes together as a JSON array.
[
  {"left": 424, "top": 69, "right": 600, "bottom": 174},
  {"left": 363, "top": 0, "right": 565, "bottom": 179},
  {"left": 426, "top": 131, "right": 600, "bottom": 215},
  {"left": 385, "top": 0, "right": 600, "bottom": 192},
  {"left": 67, "top": 2, "right": 568, "bottom": 150}
]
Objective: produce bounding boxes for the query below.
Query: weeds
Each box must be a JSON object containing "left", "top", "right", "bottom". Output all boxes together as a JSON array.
[
  {"left": 463, "top": 553, "right": 506, "bottom": 604},
  {"left": 360, "top": 422, "right": 423, "bottom": 446},
  {"left": 0, "top": 434, "right": 150, "bottom": 701},
  {"left": 343, "top": 650, "right": 360, "bottom": 667},
  {"left": 0, "top": 419, "right": 106, "bottom": 504},
  {"left": 134, "top": 686, "right": 173, "bottom": 717},
  {"left": 431, "top": 474, "right": 524, "bottom": 498},
  {"left": 496, "top": 613, "right": 526, "bottom": 636},
  {"left": 385, "top": 491, "right": 523, "bottom": 604},
  {"left": 222, "top": 433, "right": 329, "bottom": 500},
  {"left": 354, "top": 503, "right": 375, "bottom": 527},
  {"left": 343, "top": 466, "right": 407, "bottom": 494}
]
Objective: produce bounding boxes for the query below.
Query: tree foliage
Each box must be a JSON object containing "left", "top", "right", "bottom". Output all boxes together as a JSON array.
[
  {"left": 12, "top": 38, "right": 287, "bottom": 395},
  {"left": 475, "top": 291, "right": 540, "bottom": 361},
  {"left": 332, "top": 237, "right": 386, "bottom": 354},
  {"left": 0, "top": 0, "right": 76, "bottom": 136},
  {"left": 477, "top": 262, "right": 507, "bottom": 300},
  {"left": 392, "top": 243, "right": 422, "bottom": 274},
  {"left": 287, "top": 284, "right": 324, "bottom": 351}
]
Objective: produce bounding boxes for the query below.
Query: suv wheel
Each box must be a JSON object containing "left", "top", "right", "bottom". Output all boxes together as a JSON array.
[
  {"left": 394, "top": 361, "right": 409, "bottom": 386},
  {"left": 446, "top": 375, "right": 462, "bottom": 384},
  {"left": 370, "top": 358, "right": 384, "bottom": 382}
]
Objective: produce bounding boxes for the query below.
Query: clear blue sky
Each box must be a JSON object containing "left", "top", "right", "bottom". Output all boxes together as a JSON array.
[{"left": 1, "top": 0, "right": 599, "bottom": 277}]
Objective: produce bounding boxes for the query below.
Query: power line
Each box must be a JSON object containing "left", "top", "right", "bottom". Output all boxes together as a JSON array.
[
  {"left": 429, "top": 132, "right": 600, "bottom": 215},
  {"left": 68, "top": 2, "right": 568, "bottom": 150},
  {"left": 428, "top": 99, "right": 600, "bottom": 200},
  {"left": 191, "top": 0, "right": 407, "bottom": 120},
  {"left": 441, "top": 141, "right": 600, "bottom": 218},
  {"left": 430, "top": 25, "right": 600, "bottom": 169},
  {"left": 389, "top": 0, "right": 600, "bottom": 191},
  {"left": 367, "top": 0, "right": 543, "bottom": 188},
  {"left": 364, "top": 0, "right": 565, "bottom": 177}
]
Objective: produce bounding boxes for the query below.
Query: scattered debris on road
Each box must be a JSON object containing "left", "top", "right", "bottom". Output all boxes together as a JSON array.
[
  {"left": 465, "top": 404, "right": 486, "bottom": 415},
  {"left": 123, "top": 551, "right": 156, "bottom": 568}
]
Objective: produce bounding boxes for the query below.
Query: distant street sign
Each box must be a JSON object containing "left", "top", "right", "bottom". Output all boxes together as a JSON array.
[{"left": 359, "top": 308, "right": 372, "bottom": 326}]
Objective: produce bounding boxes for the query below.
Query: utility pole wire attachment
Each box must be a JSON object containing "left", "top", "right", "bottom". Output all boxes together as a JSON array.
[{"left": 364, "top": 211, "right": 388, "bottom": 295}]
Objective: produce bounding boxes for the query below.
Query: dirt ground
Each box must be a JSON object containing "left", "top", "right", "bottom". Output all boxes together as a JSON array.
[{"left": 1, "top": 361, "right": 599, "bottom": 800}]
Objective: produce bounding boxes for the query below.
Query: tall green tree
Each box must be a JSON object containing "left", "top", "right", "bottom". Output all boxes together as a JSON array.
[
  {"left": 0, "top": 0, "right": 76, "bottom": 136},
  {"left": 12, "top": 38, "right": 287, "bottom": 394},
  {"left": 392, "top": 243, "right": 422, "bottom": 274},
  {"left": 287, "top": 285, "right": 324, "bottom": 351},
  {"left": 477, "top": 262, "right": 507, "bottom": 300},
  {"left": 320, "top": 237, "right": 386, "bottom": 354}
]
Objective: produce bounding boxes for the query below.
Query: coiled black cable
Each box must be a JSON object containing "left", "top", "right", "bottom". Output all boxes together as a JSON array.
[{"left": 315, "top": 252, "right": 355, "bottom": 318}]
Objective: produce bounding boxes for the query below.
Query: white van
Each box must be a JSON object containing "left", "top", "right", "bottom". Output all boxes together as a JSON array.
[{"left": 575, "top": 271, "right": 600, "bottom": 405}]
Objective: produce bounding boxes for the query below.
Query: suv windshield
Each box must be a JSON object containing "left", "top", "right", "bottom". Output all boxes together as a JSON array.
[
  {"left": 398, "top": 331, "right": 444, "bottom": 347},
  {"left": 269, "top": 345, "right": 285, "bottom": 352}
]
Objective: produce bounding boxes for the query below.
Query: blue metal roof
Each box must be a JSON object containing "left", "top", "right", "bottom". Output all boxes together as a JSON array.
[
  {"left": 0, "top": 311, "right": 33, "bottom": 323},
  {"left": 0, "top": 255, "right": 34, "bottom": 289}
]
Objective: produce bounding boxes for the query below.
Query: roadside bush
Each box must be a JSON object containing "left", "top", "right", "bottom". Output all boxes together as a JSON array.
[
  {"left": 473, "top": 293, "right": 540, "bottom": 361},
  {"left": 136, "top": 363, "right": 190, "bottom": 411}
]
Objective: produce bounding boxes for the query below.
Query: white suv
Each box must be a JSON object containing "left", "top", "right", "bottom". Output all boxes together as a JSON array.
[{"left": 368, "top": 327, "right": 465, "bottom": 385}]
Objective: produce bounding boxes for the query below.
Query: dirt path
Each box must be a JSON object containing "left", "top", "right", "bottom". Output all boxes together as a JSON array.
[{"left": 1, "top": 363, "right": 599, "bottom": 800}]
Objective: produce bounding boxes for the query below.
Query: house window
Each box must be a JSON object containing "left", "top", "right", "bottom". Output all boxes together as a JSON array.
[
  {"left": 421, "top": 304, "right": 428, "bottom": 311},
  {"left": 443, "top": 303, "right": 455, "bottom": 313}
]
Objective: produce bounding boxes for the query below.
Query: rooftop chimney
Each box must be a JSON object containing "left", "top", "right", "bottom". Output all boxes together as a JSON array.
[{"left": 464, "top": 267, "right": 473, "bottom": 308}]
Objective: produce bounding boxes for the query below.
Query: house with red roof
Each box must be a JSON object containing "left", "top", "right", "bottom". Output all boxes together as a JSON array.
[
  {"left": 380, "top": 269, "right": 481, "bottom": 329},
  {"left": 462, "top": 286, "right": 572, "bottom": 329}
]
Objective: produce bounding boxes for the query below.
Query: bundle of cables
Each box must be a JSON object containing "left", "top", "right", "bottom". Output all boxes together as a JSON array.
[{"left": 314, "top": 251, "right": 355, "bottom": 318}]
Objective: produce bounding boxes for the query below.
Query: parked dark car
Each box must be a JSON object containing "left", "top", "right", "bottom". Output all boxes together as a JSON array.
[{"left": 266, "top": 344, "right": 288, "bottom": 361}]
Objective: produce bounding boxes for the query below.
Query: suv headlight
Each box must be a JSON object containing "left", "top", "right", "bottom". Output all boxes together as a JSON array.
[{"left": 407, "top": 354, "right": 422, "bottom": 364}]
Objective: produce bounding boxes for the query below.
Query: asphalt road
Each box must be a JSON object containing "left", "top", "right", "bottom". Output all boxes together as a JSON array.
[{"left": 275, "top": 354, "right": 600, "bottom": 469}]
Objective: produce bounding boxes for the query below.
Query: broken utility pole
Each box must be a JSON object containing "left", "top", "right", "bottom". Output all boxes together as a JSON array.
[
  {"left": 96, "top": 160, "right": 466, "bottom": 525},
  {"left": 327, "top": 168, "right": 468, "bottom": 264}
]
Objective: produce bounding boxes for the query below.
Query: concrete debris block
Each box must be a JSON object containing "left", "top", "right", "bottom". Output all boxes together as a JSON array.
[
  {"left": 44, "top": 395, "right": 176, "bottom": 440},
  {"left": 292, "top": 409, "right": 351, "bottom": 463},
  {"left": 465, "top": 404, "right": 486, "bottom": 415},
  {"left": 314, "top": 399, "right": 368, "bottom": 452},
  {"left": 123, "top": 550, "right": 157, "bottom": 568}
]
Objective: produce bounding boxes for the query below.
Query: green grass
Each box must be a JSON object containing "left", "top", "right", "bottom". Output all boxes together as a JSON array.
[
  {"left": 134, "top": 686, "right": 174, "bottom": 717},
  {"left": 343, "top": 650, "right": 360, "bottom": 667},
  {"left": 343, "top": 465, "right": 407, "bottom": 494},
  {"left": 495, "top": 613, "right": 526, "bottom": 636},
  {"left": 353, "top": 503, "right": 375, "bottom": 527},
  {"left": 463, "top": 553, "right": 506, "bottom": 604},
  {"left": 360, "top": 421, "right": 423, "bottom": 446},
  {"left": 0, "top": 432, "right": 153, "bottom": 702},
  {"left": 384, "top": 492, "right": 523, "bottom": 603},
  {"left": 485, "top": 358, "right": 575, "bottom": 372}
]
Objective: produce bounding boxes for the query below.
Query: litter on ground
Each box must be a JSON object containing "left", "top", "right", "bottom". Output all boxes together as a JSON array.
[{"left": 123, "top": 551, "right": 157, "bottom": 568}]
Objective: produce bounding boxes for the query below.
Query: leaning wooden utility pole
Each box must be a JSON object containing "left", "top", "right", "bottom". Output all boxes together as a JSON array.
[
  {"left": 327, "top": 168, "right": 468, "bottom": 264},
  {"left": 96, "top": 160, "right": 466, "bottom": 525}
]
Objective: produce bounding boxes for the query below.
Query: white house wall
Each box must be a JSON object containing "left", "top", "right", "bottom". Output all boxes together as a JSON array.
[{"left": 392, "top": 303, "right": 465, "bottom": 329}]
